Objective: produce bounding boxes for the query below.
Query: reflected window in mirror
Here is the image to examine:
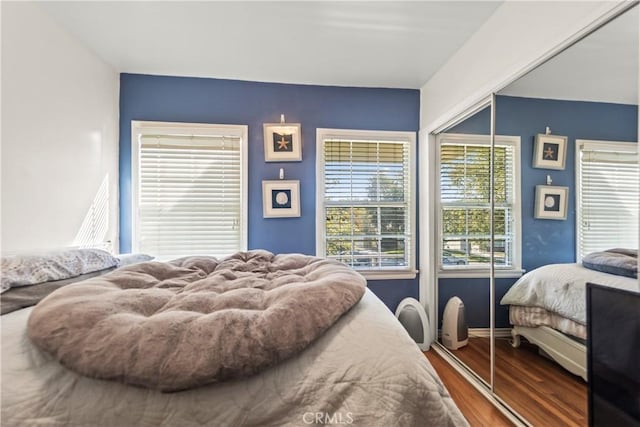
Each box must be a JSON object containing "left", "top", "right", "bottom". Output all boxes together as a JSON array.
[
  {"left": 436, "top": 134, "right": 522, "bottom": 275},
  {"left": 576, "top": 140, "right": 639, "bottom": 260}
]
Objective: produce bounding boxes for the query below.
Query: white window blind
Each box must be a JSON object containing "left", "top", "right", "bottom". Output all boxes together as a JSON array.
[
  {"left": 438, "top": 135, "right": 519, "bottom": 270},
  {"left": 577, "top": 140, "right": 639, "bottom": 260},
  {"left": 133, "top": 123, "right": 246, "bottom": 260},
  {"left": 316, "top": 129, "right": 415, "bottom": 276}
]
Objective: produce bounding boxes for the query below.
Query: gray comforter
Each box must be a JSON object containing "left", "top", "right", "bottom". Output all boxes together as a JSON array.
[
  {"left": 27, "top": 251, "right": 366, "bottom": 391},
  {"left": 2, "top": 289, "right": 468, "bottom": 426}
]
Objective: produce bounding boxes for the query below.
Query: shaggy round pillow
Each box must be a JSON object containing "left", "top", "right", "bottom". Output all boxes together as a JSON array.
[{"left": 27, "top": 250, "right": 366, "bottom": 392}]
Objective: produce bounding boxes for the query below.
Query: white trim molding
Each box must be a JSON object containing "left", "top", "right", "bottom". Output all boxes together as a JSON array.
[
  {"left": 419, "top": 129, "right": 438, "bottom": 337},
  {"left": 469, "top": 328, "right": 512, "bottom": 339}
]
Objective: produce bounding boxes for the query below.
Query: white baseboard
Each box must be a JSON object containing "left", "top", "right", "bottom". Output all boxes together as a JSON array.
[
  {"left": 469, "top": 328, "right": 512, "bottom": 338},
  {"left": 437, "top": 327, "right": 512, "bottom": 339}
]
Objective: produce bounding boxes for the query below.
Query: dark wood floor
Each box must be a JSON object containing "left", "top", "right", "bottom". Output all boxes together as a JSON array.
[
  {"left": 449, "top": 337, "right": 587, "bottom": 427},
  {"left": 424, "top": 349, "right": 513, "bottom": 427}
]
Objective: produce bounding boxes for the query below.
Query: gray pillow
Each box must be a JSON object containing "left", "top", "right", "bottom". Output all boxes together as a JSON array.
[
  {"left": 1, "top": 248, "right": 119, "bottom": 293},
  {"left": 582, "top": 248, "right": 637, "bottom": 278},
  {"left": 1, "top": 267, "right": 117, "bottom": 315}
]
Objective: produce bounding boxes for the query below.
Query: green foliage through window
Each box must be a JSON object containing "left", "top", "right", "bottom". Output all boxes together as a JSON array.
[
  {"left": 439, "top": 140, "right": 515, "bottom": 268},
  {"left": 322, "top": 139, "right": 411, "bottom": 269}
]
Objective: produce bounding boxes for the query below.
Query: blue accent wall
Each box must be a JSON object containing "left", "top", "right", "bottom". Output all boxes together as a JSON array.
[
  {"left": 438, "top": 96, "right": 638, "bottom": 328},
  {"left": 119, "top": 73, "right": 420, "bottom": 311}
]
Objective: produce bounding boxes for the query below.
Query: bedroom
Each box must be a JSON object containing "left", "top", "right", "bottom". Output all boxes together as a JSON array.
[{"left": 2, "top": 1, "right": 639, "bottom": 426}]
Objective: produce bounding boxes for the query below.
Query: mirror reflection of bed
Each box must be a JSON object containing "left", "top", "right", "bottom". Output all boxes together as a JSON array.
[{"left": 435, "top": 4, "right": 639, "bottom": 426}]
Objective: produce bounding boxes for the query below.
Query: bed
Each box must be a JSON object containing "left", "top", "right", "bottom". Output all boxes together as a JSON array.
[
  {"left": 500, "top": 252, "right": 638, "bottom": 381},
  {"left": 1, "top": 249, "right": 467, "bottom": 426}
]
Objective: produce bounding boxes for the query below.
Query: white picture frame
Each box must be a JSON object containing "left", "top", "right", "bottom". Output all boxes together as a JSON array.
[
  {"left": 534, "top": 185, "right": 568, "bottom": 220},
  {"left": 262, "top": 180, "right": 300, "bottom": 218},
  {"left": 263, "top": 123, "right": 302, "bottom": 162},
  {"left": 533, "top": 134, "right": 567, "bottom": 170}
]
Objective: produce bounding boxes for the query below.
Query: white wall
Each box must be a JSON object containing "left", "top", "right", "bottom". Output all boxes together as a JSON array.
[
  {"left": 1, "top": 2, "right": 119, "bottom": 253},
  {"left": 420, "top": 1, "right": 628, "bottom": 132}
]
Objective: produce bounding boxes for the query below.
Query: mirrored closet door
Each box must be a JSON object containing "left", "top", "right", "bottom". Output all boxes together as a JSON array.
[
  {"left": 492, "top": 4, "right": 639, "bottom": 425},
  {"left": 434, "top": 101, "right": 495, "bottom": 386},
  {"left": 433, "top": 3, "right": 639, "bottom": 425}
]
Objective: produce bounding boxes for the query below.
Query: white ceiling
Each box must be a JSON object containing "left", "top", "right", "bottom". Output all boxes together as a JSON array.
[
  {"left": 502, "top": 5, "right": 639, "bottom": 105},
  {"left": 37, "top": 1, "right": 502, "bottom": 89},
  {"left": 34, "top": 2, "right": 640, "bottom": 102}
]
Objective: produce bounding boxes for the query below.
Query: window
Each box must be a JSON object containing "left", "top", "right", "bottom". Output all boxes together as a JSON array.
[
  {"left": 576, "top": 139, "right": 638, "bottom": 261},
  {"left": 316, "top": 129, "right": 416, "bottom": 279},
  {"left": 131, "top": 121, "right": 247, "bottom": 260},
  {"left": 437, "top": 133, "right": 521, "bottom": 274}
]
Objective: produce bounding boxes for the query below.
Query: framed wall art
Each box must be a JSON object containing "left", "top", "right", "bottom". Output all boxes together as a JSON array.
[
  {"left": 262, "top": 180, "right": 300, "bottom": 218},
  {"left": 263, "top": 123, "right": 302, "bottom": 162},
  {"left": 534, "top": 185, "right": 568, "bottom": 220},
  {"left": 533, "top": 134, "right": 567, "bottom": 170}
]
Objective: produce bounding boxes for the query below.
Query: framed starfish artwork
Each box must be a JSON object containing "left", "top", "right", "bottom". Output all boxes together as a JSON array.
[
  {"left": 262, "top": 180, "right": 300, "bottom": 218},
  {"left": 533, "top": 133, "right": 567, "bottom": 170},
  {"left": 263, "top": 123, "right": 302, "bottom": 162}
]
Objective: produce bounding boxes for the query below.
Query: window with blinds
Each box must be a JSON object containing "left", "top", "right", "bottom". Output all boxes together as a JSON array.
[
  {"left": 437, "top": 134, "right": 520, "bottom": 270},
  {"left": 576, "top": 140, "right": 639, "bottom": 260},
  {"left": 316, "top": 129, "right": 415, "bottom": 277},
  {"left": 132, "top": 122, "right": 247, "bottom": 260}
]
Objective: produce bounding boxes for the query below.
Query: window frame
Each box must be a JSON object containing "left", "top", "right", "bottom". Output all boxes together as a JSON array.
[
  {"left": 315, "top": 128, "right": 417, "bottom": 280},
  {"left": 436, "top": 133, "right": 522, "bottom": 278},
  {"left": 575, "top": 138, "right": 638, "bottom": 262},
  {"left": 130, "top": 120, "right": 248, "bottom": 258}
]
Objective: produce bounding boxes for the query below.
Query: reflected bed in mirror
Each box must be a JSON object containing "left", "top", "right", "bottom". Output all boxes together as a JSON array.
[{"left": 501, "top": 255, "right": 638, "bottom": 380}]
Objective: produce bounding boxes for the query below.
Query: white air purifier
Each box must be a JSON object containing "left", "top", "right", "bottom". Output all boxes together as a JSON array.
[
  {"left": 395, "top": 298, "right": 431, "bottom": 351},
  {"left": 441, "top": 296, "right": 468, "bottom": 350}
]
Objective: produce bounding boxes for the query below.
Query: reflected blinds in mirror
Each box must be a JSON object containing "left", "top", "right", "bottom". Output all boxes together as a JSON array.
[
  {"left": 439, "top": 139, "right": 515, "bottom": 268},
  {"left": 137, "top": 134, "right": 243, "bottom": 259},
  {"left": 577, "top": 141, "right": 639, "bottom": 260}
]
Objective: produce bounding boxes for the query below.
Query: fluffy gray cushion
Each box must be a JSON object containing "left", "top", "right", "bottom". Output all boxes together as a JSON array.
[{"left": 27, "top": 250, "right": 366, "bottom": 392}]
